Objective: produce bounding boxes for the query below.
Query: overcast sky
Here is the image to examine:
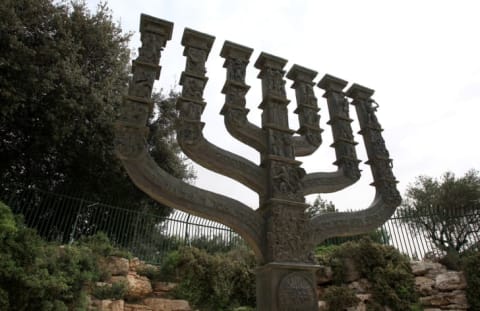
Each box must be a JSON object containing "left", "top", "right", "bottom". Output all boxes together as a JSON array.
[{"left": 86, "top": 0, "right": 480, "bottom": 211}]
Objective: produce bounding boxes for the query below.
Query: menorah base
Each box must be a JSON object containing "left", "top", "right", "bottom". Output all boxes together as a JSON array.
[{"left": 255, "top": 262, "right": 319, "bottom": 311}]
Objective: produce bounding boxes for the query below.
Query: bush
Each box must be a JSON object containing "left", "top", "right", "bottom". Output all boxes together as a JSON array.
[
  {"left": 92, "top": 282, "right": 128, "bottom": 300},
  {"left": 0, "top": 202, "right": 130, "bottom": 310},
  {"left": 160, "top": 246, "right": 256, "bottom": 311},
  {"left": 461, "top": 250, "right": 480, "bottom": 310},
  {"left": 322, "top": 286, "right": 359, "bottom": 310},
  {"left": 316, "top": 238, "right": 419, "bottom": 311}
]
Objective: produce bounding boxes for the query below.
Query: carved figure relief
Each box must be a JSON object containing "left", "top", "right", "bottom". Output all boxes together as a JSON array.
[
  {"left": 186, "top": 47, "right": 207, "bottom": 75},
  {"left": 226, "top": 58, "right": 247, "bottom": 82},
  {"left": 130, "top": 69, "right": 156, "bottom": 98},
  {"left": 138, "top": 32, "right": 164, "bottom": 64},
  {"left": 119, "top": 101, "right": 149, "bottom": 125},
  {"left": 264, "top": 68, "right": 286, "bottom": 97},
  {"left": 272, "top": 163, "right": 305, "bottom": 199},
  {"left": 270, "top": 132, "right": 293, "bottom": 158},
  {"left": 370, "top": 131, "right": 390, "bottom": 158},
  {"left": 182, "top": 76, "right": 205, "bottom": 99},
  {"left": 305, "top": 128, "right": 322, "bottom": 146},
  {"left": 179, "top": 102, "right": 202, "bottom": 120}
]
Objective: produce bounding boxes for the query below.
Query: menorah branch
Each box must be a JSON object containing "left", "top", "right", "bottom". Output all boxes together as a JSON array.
[
  {"left": 309, "top": 83, "right": 401, "bottom": 243},
  {"left": 177, "top": 29, "right": 267, "bottom": 196},
  {"left": 220, "top": 41, "right": 267, "bottom": 153}
]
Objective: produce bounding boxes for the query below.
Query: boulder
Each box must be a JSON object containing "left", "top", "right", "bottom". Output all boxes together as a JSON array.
[
  {"left": 93, "top": 299, "right": 124, "bottom": 311},
  {"left": 143, "top": 298, "right": 192, "bottom": 311},
  {"left": 435, "top": 271, "right": 466, "bottom": 291},
  {"left": 111, "top": 272, "right": 153, "bottom": 300},
  {"left": 318, "top": 300, "right": 328, "bottom": 311},
  {"left": 124, "top": 303, "right": 153, "bottom": 311},
  {"left": 415, "top": 276, "right": 436, "bottom": 295},
  {"left": 99, "top": 256, "right": 130, "bottom": 276},
  {"left": 316, "top": 265, "right": 334, "bottom": 284},
  {"left": 411, "top": 261, "right": 446, "bottom": 277}
]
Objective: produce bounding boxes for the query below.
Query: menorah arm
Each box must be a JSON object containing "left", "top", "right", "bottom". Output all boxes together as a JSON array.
[
  {"left": 117, "top": 143, "right": 264, "bottom": 260},
  {"left": 309, "top": 189, "right": 399, "bottom": 243},
  {"left": 292, "top": 135, "right": 321, "bottom": 157},
  {"left": 176, "top": 119, "right": 267, "bottom": 196},
  {"left": 222, "top": 102, "right": 267, "bottom": 153},
  {"left": 309, "top": 83, "right": 401, "bottom": 244},
  {"left": 302, "top": 168, "right": 359, "bottom": 195}
]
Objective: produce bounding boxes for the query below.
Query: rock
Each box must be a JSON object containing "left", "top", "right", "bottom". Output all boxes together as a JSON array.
[
  {"left": 124, "top": 303, "right": 153, "bottom": 311},
  {"left": 420, "top": 291, "right": 469, "bottom": 309},
  {"left": 415, "top": 276, "right": 436, "bottom": 295},
  {"left": 318, "top": 300, "right": 328, "bottom": 311},
  {"left": 129, "top": 257, "right": 142, "bottom": 271},
  {"left": 435, "top": 271, "right": 466, "bottom": 291},
  {"left": 111, "top": 272, "right": 153, "bottom": 300},
  {"left": 94, "top": 299, "right": 124, "bottom": 311},
  {"left": 411, "top": 261, "right": 446, "bottom": 277},
  {"left": 125, "top": 272, "right": 153, "bottom": 300},
  {"left": 99, "top": 256, "right": 130, "bottom": 276},
  {"left": 316, "top": 265, "right": 333, "bottom": 284},
  {"left": 143, "top": 298, "right": 192, "bottom": 311}
]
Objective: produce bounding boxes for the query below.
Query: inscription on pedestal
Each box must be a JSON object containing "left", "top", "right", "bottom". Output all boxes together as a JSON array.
[{"left": 278, "top": 272, "right": 316, "bottom": 311}]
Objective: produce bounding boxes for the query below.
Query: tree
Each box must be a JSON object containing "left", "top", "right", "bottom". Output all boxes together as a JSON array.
[
  {"left": 0, "top": 0, "right": 193, "bottom": 214},
  {"left": 400, "top": 169, "right": 480, "bottom": 255},
  {"left": 306, "top": 195, "right": 337, "bottom": 218}
]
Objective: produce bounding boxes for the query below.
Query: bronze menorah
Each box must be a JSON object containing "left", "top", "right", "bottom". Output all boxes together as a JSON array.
[{"left": 115, "top": 14, "right": 401, "bottom": 311}]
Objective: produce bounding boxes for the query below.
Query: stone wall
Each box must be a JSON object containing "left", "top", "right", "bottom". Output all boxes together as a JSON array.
[
  {"left": 90, "top": 256, "right": 191, "bottom": 311},
  {"left": 317, "top": 260, "right": 469, "bottom": 311}
]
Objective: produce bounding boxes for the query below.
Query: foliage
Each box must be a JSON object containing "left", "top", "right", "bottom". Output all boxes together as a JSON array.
[
  {"left": 0, "top": 203, "right": 130, "bottom": 309},
  {"left": 0, "top": 0, "right": 194, "bottom": 217},
  {"left": 316, "top": 238, "right": 419, "bottom": 311},
  {"left": 400, "top": 169, "right": 480, "bottom": 255},
  {"left": 322, "top": 286, "right": 359, "bottom": 310},
  {"left": 160, "top": 246, "right": 256, "bottom": 311},
  {"left": 306, "top": 195, "right": 337, "bottom": 218},
  {"left": 460, "top": 250, "right": 480, "bottom": 311},
  {"left": 91, "top": 281, "right": 128, "bottom": 300}
]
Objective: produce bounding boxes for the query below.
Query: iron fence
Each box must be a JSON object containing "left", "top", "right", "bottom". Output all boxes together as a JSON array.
[
  {"left": 2, "top": 188, "right": 242, "bottom": 264},
  {"left": 2, "top": 187, "right": 479, "bottom": 262}
]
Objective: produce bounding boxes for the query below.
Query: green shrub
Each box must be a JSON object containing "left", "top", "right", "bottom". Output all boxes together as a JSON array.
[
  {"left": 92, "top": 281, "right": 128, "bottom": 300},
  {"left": 461, "top": 250, "right": 480, "bottom": 310},
  {"left": 136, "top": 265, "right": 162, "bottom": 282},
  {"left": 0, "top": 203, "right": 131, "bottom": 310},
  {"left": 161, "top": 246, "right": 256, "bottom": 311},
  {"left": 316, "top": 238, "right": 419, "bottom": 311},
  {"left": 322, "top": 286, "right": 359, "bottom": 310}
]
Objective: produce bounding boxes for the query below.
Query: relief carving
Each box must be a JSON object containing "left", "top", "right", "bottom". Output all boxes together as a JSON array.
[
  {"left": 366, "top": 99, "right": 381, "bottom": 128},
  {"left": 278, "top": 273, "right": 316, "bottom": 311},
  {"left": 270, "top": 132, "right": 294, "bottom": 158},
  {"left": 272, "top": 163, "right": 305, "bottom": 200},
  {"left": 226, "top": 58, "right": 247, "bottom": 82},
  {"left": 138, "top": 32, "right": 165, "bottom": 64},
  {"left": 265, "top": 68, "right": 286, "bottom": 97},
  {"left": 130, "top": 69, "right": 157, "bottom": 98},
  {"left": 179, "top": 101, "right": 203, "bottom": 120},
  {"left": 182, "top": 76, "right": 205, "bottom": 99},
  {"left": 186, "top": 47, "right": 207, "bottom": 75},
  {"left": 177, "top": 122, "right": 202, "bottom": 145},
  {"left": 226, "top": 108, "right": 247, "bottom": 126}
]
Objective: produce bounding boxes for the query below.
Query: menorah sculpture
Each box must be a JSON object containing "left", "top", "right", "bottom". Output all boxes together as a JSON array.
[{"left": 115, "top": 14, "right": 401, "bottom": 311}]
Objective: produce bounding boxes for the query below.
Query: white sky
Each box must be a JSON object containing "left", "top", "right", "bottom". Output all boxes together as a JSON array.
[{"left": 86, "top": 0, "right": 480, "bottom": 211}]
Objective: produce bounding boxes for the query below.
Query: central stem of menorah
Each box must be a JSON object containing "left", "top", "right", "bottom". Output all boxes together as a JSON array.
[{"left": 115, "top": 14, "right": 401, "bottom": 311}]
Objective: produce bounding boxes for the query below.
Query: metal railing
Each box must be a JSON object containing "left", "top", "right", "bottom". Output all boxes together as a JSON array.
[
  {"left": 2, "top": 188, "right": 242, "bottom": 264},
  {"left": 2, "top": 187, "right": 479, "bottom": 262}
]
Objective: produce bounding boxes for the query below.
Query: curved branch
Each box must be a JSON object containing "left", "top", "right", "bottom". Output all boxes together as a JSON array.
[
  {"left": 222, "top": 104, "right": 267, "bottom": 153},
  {"left": 293, "top": 134, "right": 321, "bottom": 157},
  {"left": 177, "top": 120, "right": 267, "bottom": 196},
  {"left": 309, "top": 187, "right": 400, "bottom": 244},
  {"left": 120, "top": 149, "right": 265, "bottom": 261},
  {"left": 302, "top": 166, "right": 360, "bottom": 195}
]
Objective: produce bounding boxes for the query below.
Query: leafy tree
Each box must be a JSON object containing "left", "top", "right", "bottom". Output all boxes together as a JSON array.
[
  {"left": 400, "top": 169, "right": 480, "bottom": 255},
  {"left": 0, "top": 0, "right": 195, "bottom": 252},
  {"left": 306, "top": 195, "right": 337, "bottom": 218},
  {"left": 0, "top": 0, "right": 193, "bottom": 216}
]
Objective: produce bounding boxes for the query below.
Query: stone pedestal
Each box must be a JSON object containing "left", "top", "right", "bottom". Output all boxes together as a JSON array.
[{"left": 256, "top": 262, "right": 319, "bottom": 311}]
